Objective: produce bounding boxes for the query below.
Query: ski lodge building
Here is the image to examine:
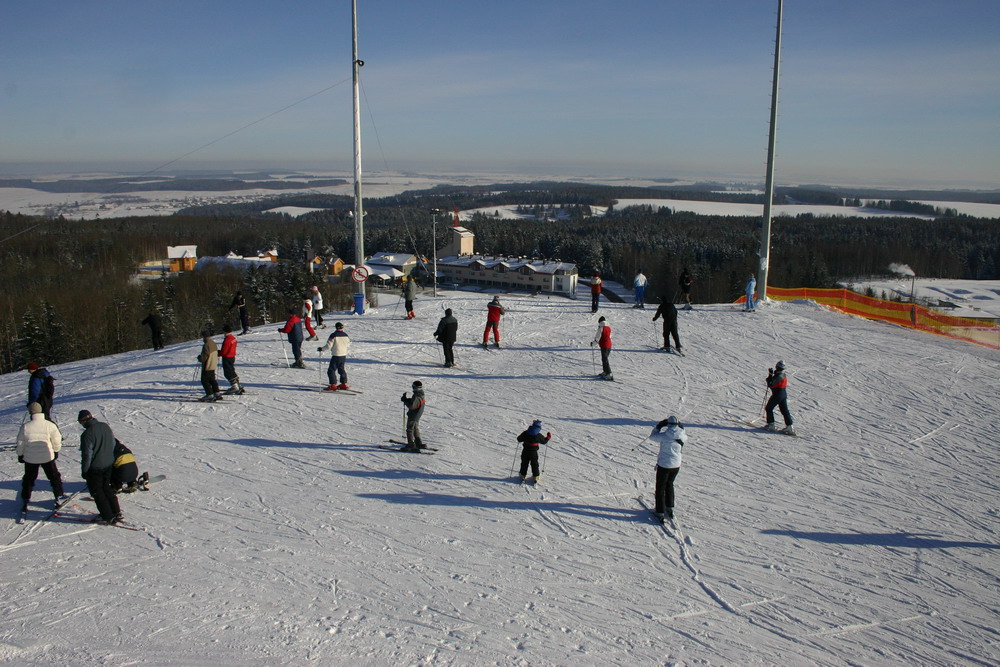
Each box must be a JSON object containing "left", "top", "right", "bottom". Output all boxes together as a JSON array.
[{"left": 435, "top": 225, "right": 578, "bottom": 296}]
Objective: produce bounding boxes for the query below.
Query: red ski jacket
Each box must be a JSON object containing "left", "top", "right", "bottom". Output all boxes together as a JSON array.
[{"left": 221, "top": 333, "right": 237, "bottom": 359}]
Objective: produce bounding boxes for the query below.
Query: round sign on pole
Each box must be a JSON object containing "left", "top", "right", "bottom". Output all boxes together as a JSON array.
[{"left": 351, "top": 266, "right": 369, "bottom": 283}]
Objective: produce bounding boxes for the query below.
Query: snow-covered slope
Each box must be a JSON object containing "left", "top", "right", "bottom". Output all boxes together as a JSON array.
[{"left": 1, "top": 291, "right": 997, "bottom": 666}]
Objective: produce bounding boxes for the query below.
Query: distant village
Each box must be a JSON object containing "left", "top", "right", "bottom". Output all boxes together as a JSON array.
[{"left": 136, "top": 223, "right": 580, "bottom": 296}]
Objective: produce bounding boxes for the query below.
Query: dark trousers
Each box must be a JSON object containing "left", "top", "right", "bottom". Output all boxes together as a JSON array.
[
  {"left": 238, "top": 308, "right": 250, "bottom": 333},
  {"left": 766, "top": 395, "right": 793, "bottom": 425},
  {"left": 441, "top": 342, "right": 455, "bottom": 366},
  {"left": 315, "top": 310, "right": 324, "bottom": 326},
  {"left": 222, "top": 357, "right": 239, "bottom": 385},
  {"left": 600, "top": 348, "right": 612, "bottom": 375},
  {"left": 404, "top": 299, "right": 414, "bottom": 313},
  {"left": 591, "top": 292, "right": 600, "bottom": 312},
  {"left": 84, "top": 466, "right": 121, "bottom": 521},
  {"left": 406, "top": 418, "right": 422, "bottom": 447},
  {"left": 327, "top": 356, "right": 347, "bottom": 385},
  {"left": 655, "top": 465, "right": 680, "bottom": 514},
  {"left": 21, "top": 460, "right": 64, "bottom": 501},
  {"left": 519, "top": 447, "right": 540, "bottom": 477},
  {"left": 290, "top": 339, "right": 303, "bottom": 362},
  {"left": 201, "top": 369, "right": 220, "bottom": 396},
  {"left": 662, "top": 324, "right": 680, "bottom": 350},
  {"left": 150, "top": 329, "right": 164, "bottom": 350}
]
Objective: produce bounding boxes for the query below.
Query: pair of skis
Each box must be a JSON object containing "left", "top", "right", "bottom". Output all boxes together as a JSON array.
[{"left": 378, "top": 439, "right": 438, "bottom": 454}]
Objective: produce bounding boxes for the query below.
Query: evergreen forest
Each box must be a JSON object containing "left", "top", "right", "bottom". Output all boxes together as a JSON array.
[{"left": 2, "top": 182, "right": 998, "bottom": 375}]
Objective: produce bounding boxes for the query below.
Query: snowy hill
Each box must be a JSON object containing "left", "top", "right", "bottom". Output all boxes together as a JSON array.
[{"left": 1, "top": 291, "right": 998, "bottom": 666}]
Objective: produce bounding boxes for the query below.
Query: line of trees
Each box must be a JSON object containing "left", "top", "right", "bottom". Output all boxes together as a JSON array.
[{"left": 1, "top": 187, "right": 998, "bottom": 374}]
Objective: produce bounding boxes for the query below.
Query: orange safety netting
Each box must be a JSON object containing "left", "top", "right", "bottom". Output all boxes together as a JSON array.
[{"left": 737, "top": 287, "right": 1000, "bottom": 350}]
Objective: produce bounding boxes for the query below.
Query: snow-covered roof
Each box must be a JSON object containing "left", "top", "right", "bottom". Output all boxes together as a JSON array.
[
  {"left": 368, "top": 252, "right": 416, "bottom": 268},
  {"left": 167, "top": 245, "right": 197, "bottom": 259},
  {"left": 438, "top": 255, "right": 576, "bottom": 274}
]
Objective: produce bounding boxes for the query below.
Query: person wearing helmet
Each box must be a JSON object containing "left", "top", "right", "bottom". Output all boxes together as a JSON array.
[
  {"left": 515, "top": 419, "right": 551, "bottom": 484},
  {"left": 650, "top": 416, "right": 687, "bottom": 521},
  {"left": 765, "top": 361, "right": 794, "bottom": 435},
  {"left": 400, "top": 381, "right": 426, "bottom": 450}
]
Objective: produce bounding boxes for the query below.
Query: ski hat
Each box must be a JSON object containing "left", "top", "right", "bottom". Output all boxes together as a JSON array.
[
  {"left": 26, "top": 362, "right": 38, "bottom": 372},
  {"left": 77, "top": 409, "right": 93, "bottom": 423},
  {"left": 412, "top": 380, "right": 422, "bottom": 388},
  {"left": 335, "top": 322, "right": 344, "bottom": 329},
  {"left": 775, "top": 360, "right": 785, "bottom": 371},
  {"left": 598, "top": 316, "right": 606, "bottom": 322},
  {"left": 532, "top": 419, "right": 542, "bottom": 427},
  {"left": 665, "top": 415, "right": 678, "bottom": 426},
  {"left": 311, "top": 285, "right": 319, "bottom": 291},
  {"left": 445, "top": 308, "right": 452, "bottom": 316},
  {"left": 222, "top": 323, "right": 232, "bottom": 333},
  {"left": 28, "top": 402, "right": 42, "bottom": 415}
]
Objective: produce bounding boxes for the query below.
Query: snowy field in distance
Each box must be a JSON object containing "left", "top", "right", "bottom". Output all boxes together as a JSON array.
[
  {"left": 1, "top": 287, "right": 997, "bottom": 665},
  {"left": 843, "top": 278, "right": 1000, "bottom": 320}
]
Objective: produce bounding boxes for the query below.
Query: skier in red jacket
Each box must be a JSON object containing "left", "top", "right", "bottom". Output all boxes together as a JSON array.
[
  {"left": 591, "top": 316, "right": 613, "bottom": 380},
  {"left": 482, "top": 296, "right": 506, "bottom": 348},
  {"left": 220, "top": 324, "right": 244, "bottom": 395}
]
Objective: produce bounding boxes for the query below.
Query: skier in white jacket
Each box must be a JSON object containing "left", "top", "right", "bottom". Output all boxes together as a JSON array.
[
  {"left": 318, "top": 322, "right": 351, "bottom": 390},
  {"left": 16, "top": 402, "right": 67, "bottom": 511},
  {"left": 649, "top": 415, "right": 687, "bottom": 521}
]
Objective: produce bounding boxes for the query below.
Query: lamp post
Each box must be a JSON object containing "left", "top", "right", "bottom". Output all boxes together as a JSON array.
[{"left": 431, "top": 209, "right": 440, "bottom": 297}]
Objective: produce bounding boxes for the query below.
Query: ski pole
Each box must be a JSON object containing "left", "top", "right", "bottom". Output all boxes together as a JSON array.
[
  {"left": 192, "top": 363, "right": 200, "bottom": 382},
  {"left": 540, "top": 437, "right": 550, "bottom": 473},
  {"left": 508, "top": 442, "right": 519, "bottom": 478},
  {"left": 651, "top": 321, "right": 658, "bottom": 348},
  {"left": 318, "top": 349, "right": 324, "bottom": 384},
  {"left": 279, "top": 331, "right": 289, "bottom": 367},
  {"left": 630, "top": 434, "right": 652, "bottom": 452},
  {"left": 590, "top": 344, "right": 596, "bottom": 374},
  {"left": 758, "top": 388, "right": 769, "bottom": 419}
]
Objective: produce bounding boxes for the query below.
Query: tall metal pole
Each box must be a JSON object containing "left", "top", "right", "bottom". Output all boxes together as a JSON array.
[
  {"left": 758, "top": 0, "right": 783, "bottom": 303},
  {"left": 431, "top": 209, "right": 440, "bottom": 297},
  {"left": 351, "top": 0, "right": 366, "bottom": 314}
]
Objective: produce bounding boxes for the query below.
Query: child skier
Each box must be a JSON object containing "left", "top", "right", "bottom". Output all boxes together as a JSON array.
[
  {"left": 516, "top": 419, "right": 551, "bottom": 484},
  {"left": 220, "top": 324, "right": 245, "bottom": 395},
  {"left": 400, "top": 381, "right": 426, "bottom": 450},
  {"left": 765, "top": 360, "right": 794, "bottom": 434},
  {"left": 111, "top": 439, "right": 150, "bottom": 493},
  {"left": 318, "top": 322, "right": 351, "bottom": 390}
]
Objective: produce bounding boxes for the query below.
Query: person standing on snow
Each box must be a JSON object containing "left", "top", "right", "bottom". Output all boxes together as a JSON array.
[
  {"left": 679, "top": 268, "right": 693, "bottom": 310},
  {"left": 744, "top": 274, "right": 757, "bottom": 312},
  {"left": 26, "top": 363, "right": 55, "bottom": 421},
  {"left": 652, "top": 300, "right": 682, "bottom": 353},
  {"left": 16, "top": 402, "right": 67, "bottom": 513},
  {"left": 141, "top": 312, "right": 165, "bottom": 350},
  {"left": 588, "top": 271, "right": 603, "bottom": 313},
  {"left": 229, "top": 290, "right": 251, "bottom": 335},
  {"left": 402, "top": 276, "right": 418, "bottom": 320},
  {"left": 197, "top": 330, "right": 222, "bottom": 402},
  {"left": 311, "top": 285, "right": 325, "bottom": 328},
  {"left": 220, "top": 324, "right": 245, "bottom": 395},
  {"left": 77, "top": 410, "right": 123, "bottom": 525},
  {"left": 400, "top": 380, "right": 426, "bottom": 450},
  {"left": 591, "top": 316, "right": 614, "bottom": 381},
  {"left": 633, "top": 270, "right": 648, "bottom": 309},
  {"left": 650, "top": 415, "right": 687, "bottom": 521},
  {"left": 482, "top": 296, "right": 505, "bottom": 348},
  {"left": 434, "top": 308, "right": 459, "bottom": 367},
  {"left": 765, "top": 361, "right": 794, "bottom": 434},
  {"left": 318, "top": 322, "right": 351, "bottom": 391},
  {"left": 279, "top": 308, "right": 306, "bottom": 369},
  {"left": 302, "top": 294, "right": 319, "bottom": 341},
  {"left": 516, "top": 419, "right": 551, "bottom": 484}
]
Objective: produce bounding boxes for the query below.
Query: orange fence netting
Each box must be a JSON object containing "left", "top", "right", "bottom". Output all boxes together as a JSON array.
[{"left": 738, "top": 287, "right": 1000, "bottom": 350}]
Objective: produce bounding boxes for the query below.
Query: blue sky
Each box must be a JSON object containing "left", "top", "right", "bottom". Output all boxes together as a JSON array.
[{"left": 2, "top": 1, "right": 998, "bottom": 188}]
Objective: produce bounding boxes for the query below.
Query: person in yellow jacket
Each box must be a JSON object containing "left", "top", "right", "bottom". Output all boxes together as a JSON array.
[{"left": 16, "top": 402, "right": 67, "bottom": 512}]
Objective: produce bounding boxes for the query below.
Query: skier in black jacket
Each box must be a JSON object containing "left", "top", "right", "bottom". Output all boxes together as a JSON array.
[
  {"left": 433, "top": 309, "right": 459, "bottom": 367},
  {"left": 140, "top": 312, "right": 164, "bottom": 350},
  {"left": 516, "top": 419, "right": 551, "bottom": 484},
  {"left": 652, "top": 300, "right": 681, "bottom": 353}
]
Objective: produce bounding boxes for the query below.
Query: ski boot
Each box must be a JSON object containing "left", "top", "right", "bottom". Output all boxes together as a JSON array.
[
  {"left": 781, "top": 425, "right": 796, "bottom": 436},
  {"left": 323, "top": 384, "right": 338, "bottom": 391},
  {"left": 765, "top": 422, "right": 779, "bottom": 432},
  {"left": 337, "top": 383, "right": 350, "bottom": 391}
]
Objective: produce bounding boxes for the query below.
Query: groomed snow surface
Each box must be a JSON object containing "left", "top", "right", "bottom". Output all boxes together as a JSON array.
[{"left": 1, "top": 291, "right": 997, "bottom": 666}]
